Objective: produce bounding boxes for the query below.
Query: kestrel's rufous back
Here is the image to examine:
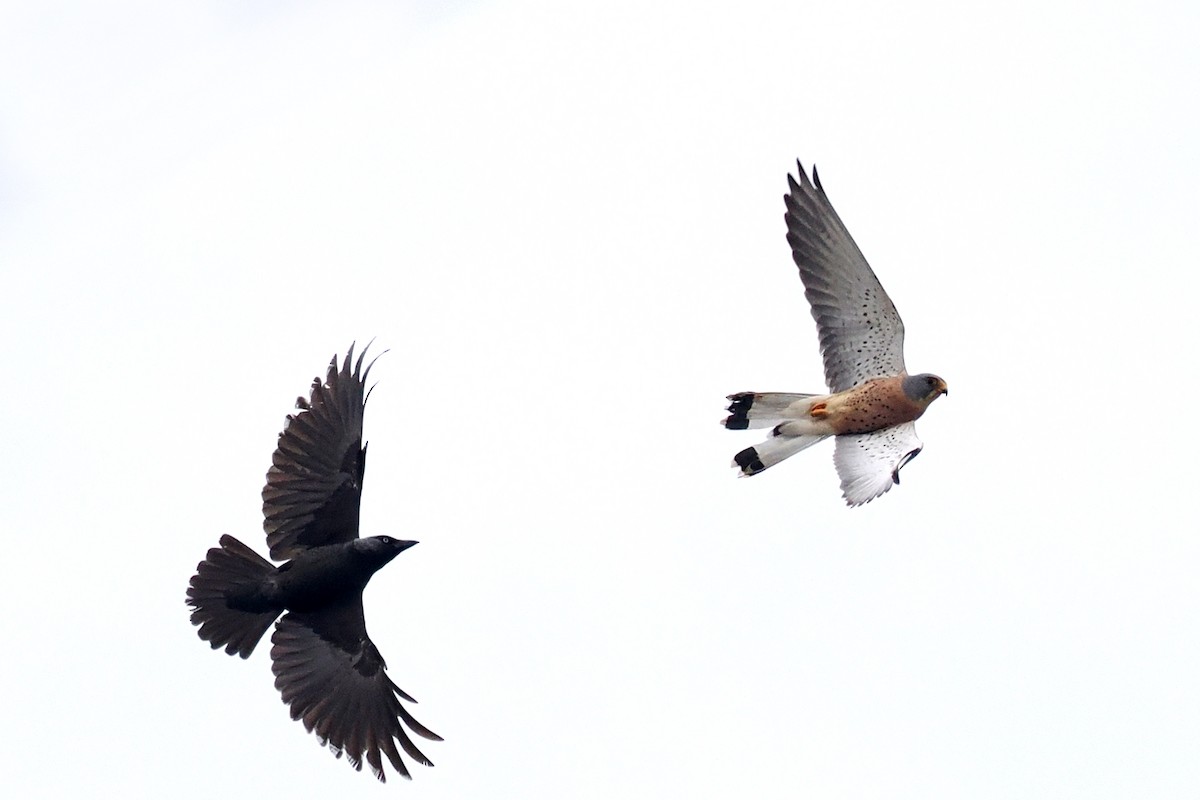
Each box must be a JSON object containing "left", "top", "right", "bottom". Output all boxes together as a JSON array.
[{"left": 723, "top": 161, "right": 948, "bottom": 506}]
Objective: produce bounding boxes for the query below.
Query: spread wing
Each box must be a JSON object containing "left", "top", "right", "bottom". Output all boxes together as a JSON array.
[
  {"left": 271, "top": 606, "right": 441, "bottom": 783},
  {"left": 784, "top": 161, "right": 907, "bottom": 393},
  {"left": 262, "top": 344, "right": 380, "bottom": 561},
  {"left": 832, "top": 422, "right": 923, "bottom": 507}
]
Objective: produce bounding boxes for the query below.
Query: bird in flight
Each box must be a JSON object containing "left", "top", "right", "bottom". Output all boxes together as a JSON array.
[
  {"left": 723, "top": 162, "right": 948, "bottom": 506},
  {"left": 187, "top": 343, "right": 440, "bottom": 781}
]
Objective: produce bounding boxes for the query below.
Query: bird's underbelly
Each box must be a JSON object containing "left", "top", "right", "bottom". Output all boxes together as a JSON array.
[
  {"left": 822, "top": 383, "right": 923, "bottom": 435},
  {"left": 272, "top": 559, "right": 369, "bottom": 612}
]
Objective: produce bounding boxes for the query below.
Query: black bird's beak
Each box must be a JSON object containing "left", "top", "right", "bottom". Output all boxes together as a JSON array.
[{"left": 396, "top": 539, "right": 419, "bottom": 553}]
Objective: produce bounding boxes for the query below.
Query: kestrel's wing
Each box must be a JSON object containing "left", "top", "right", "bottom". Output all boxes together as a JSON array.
[
  {"left": 262, "top": 343, "right": 380, "bottom": 561},
  {"left": 784, "top": 161, "right": 906, "bottom": 393},
  {"left": 833, "top": 422, "right": 922, "bottom": 507},
  {"left": 271, "top": 606, "right": 442, "bottom": 783}
]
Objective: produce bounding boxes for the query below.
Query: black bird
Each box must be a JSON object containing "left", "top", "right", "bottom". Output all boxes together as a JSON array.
[{"left": 187, "top": 344, "right": 440, "bottom": 782}]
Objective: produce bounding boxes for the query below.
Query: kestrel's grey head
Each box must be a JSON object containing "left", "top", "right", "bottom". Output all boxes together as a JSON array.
[{"left": 901, "top": 373, "right": 949, "bottom": 405}]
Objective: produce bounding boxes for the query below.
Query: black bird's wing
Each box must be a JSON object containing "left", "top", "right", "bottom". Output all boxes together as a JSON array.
[
  {"left": 262, "top": 344, "right": 380, "bottom": 561},
  {"left": 271, "top": 604, "right": 442, "bottom": 782},
  {"left": 784, "top": 161, "right": 907, "bottom": 393}
]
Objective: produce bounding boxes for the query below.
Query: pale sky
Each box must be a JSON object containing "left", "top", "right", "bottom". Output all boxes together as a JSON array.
[{"left": 2, "top": 1, "right": 1199, "bottom": 797}]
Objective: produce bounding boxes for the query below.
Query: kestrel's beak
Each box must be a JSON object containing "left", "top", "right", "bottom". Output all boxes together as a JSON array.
[{"left": 937, "top": 379, "right": 949, "bottom": 397}]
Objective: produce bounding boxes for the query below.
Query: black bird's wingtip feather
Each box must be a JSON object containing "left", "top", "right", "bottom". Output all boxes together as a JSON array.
[{"left": 342, "top": 339, "right": 389, "bottom": 403}]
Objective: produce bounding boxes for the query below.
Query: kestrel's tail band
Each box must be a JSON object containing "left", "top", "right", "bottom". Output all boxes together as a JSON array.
[
  {"left": 722, "top": 391, "right": 820, "bottom": 430},
  {"left": 732, "top": 432, "right": 828, "bottom": 476}
]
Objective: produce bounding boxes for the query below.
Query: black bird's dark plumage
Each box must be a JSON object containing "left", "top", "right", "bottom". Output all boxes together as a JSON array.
[{"left": 187, "top": 344, "right": 440, "bottom": 782}]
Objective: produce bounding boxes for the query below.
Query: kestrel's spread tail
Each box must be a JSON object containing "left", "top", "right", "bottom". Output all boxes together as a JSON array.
[
  {"left": 723, "top": 392, "right": 831, "bottom": 476},
  {"left": 723, "top": 161, "right": 948, "bottom": 506}
]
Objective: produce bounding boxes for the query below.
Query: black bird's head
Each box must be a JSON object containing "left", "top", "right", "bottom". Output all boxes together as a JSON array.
[{"left": 353, "top": 536, "right": 419, "bottom": 569}]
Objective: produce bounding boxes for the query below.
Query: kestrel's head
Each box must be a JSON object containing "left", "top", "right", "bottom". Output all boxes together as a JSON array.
[{"left": 902, "top": 373, "right": 949, "bottom": 406}]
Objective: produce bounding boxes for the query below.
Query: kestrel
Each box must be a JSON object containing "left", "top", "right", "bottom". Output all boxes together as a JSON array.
[
  {"left": 723, "top": 161, "right": 948, "bottom": 506},
  {"left": 187, "top": 344, "right": 441, "bottom": 781}
]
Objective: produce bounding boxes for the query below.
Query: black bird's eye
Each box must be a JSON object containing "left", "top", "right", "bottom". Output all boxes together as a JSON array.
[{"left": 379, "top": 536, "right": 392, "bottom": 544}]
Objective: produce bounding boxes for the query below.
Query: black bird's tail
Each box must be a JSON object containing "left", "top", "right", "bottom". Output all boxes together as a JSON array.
[{"left": 187, "top": 534, "right": 280, "bottom": 659}]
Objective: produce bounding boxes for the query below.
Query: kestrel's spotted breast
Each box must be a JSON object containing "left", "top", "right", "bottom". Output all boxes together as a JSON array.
[{"left": 824, "top": 377, "right": 934, "bottom": 435}]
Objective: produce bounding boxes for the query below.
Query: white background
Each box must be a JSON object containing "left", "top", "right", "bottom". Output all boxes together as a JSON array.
[{"left": 2, "top": 1, "right": 1198, "bottom": 797}]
